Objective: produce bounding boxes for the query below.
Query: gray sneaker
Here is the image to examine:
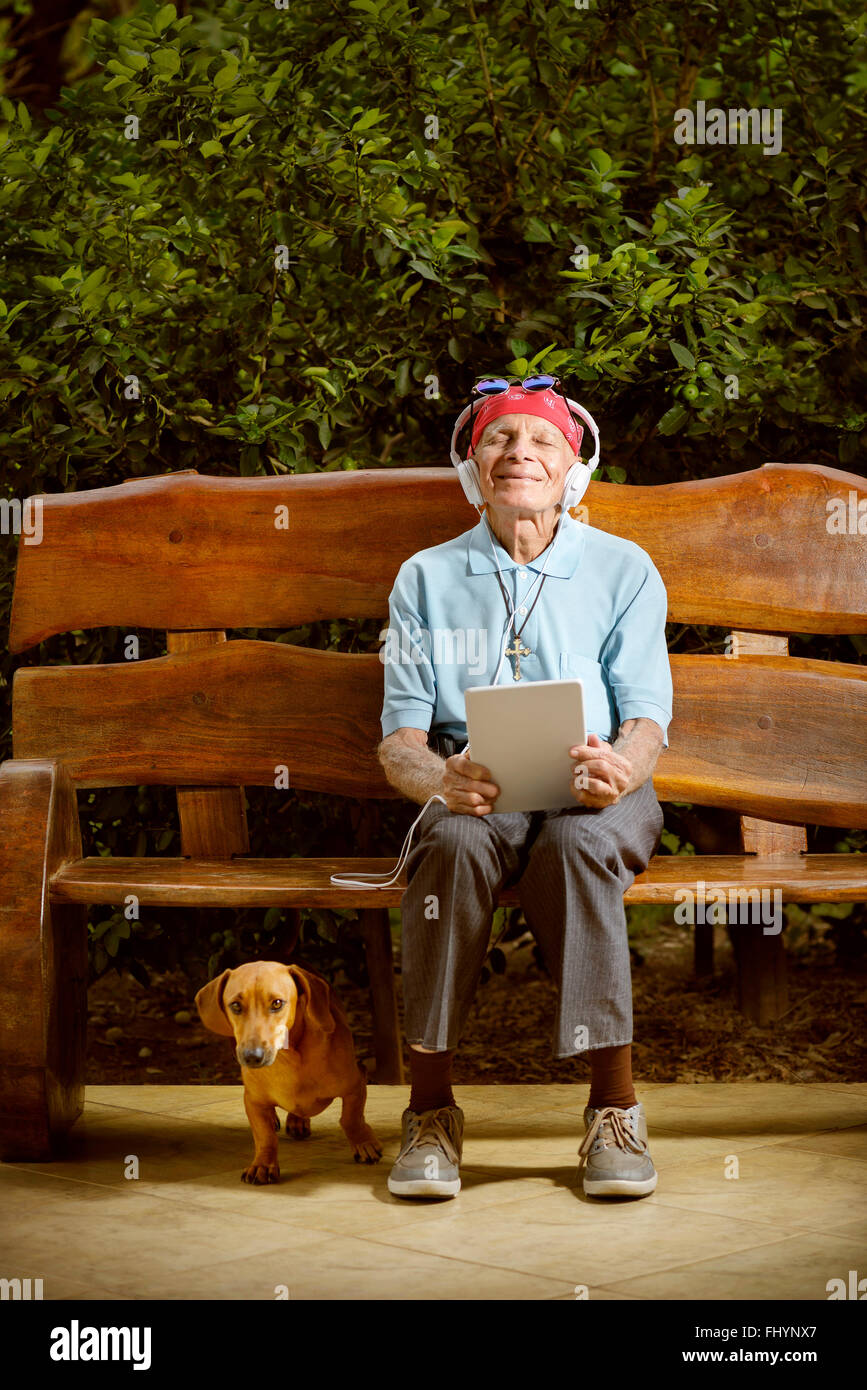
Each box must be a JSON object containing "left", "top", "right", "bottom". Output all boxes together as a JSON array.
[
  {"left": 387, "top": 1105, "right": 464, "bottom": 1198},
  {"left": 577, "top": 1101, "right": 658, "bottom": 1197}
]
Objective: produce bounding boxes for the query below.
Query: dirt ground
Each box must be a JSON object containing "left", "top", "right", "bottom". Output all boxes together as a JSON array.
[{"left": 86, "top": 919, "right": 867, "bottom": 1087}]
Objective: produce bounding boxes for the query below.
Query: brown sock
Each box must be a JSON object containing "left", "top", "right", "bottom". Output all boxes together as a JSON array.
[
  {"left": 588, "top": 1044, "right": 637, "bottom": 1110},
  {"left": 408, "top": 1047, "right": 455, "bottom": 1113}
]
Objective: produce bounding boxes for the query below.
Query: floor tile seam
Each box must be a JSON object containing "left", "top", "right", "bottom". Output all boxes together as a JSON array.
[
  {"left": 597, "top": 1231, "right": 838, "bottom": 1291},
  {"left": 69, "top": 1245, "right": 581, "bottom": 1297},
  {"left": 315, "top": 1228, "right": 794, "bottom": 1289},
  {"left": 642, "top": 1192, "right": 867, "bottom": 1238}
]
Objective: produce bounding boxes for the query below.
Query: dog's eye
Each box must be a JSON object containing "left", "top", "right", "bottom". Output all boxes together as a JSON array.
[
  {"left": 271, "top": 999, "right": 284, "bottom": 1010},
  {"left": 229, "top": 1002, "right": 242, "bottom": 1013}
]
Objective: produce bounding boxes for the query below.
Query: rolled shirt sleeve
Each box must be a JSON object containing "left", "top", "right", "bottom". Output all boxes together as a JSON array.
[
  {"left": 380, "top": 560, "right": 436, "bottom": 738},
  {"left": 601, "top": 558, "right": 673, "bottom": 748}
]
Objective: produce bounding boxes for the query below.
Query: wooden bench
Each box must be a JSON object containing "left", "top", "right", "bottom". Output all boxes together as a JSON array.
[{"left": 2, "top": 461, "right": 866, "bottom": 1161}]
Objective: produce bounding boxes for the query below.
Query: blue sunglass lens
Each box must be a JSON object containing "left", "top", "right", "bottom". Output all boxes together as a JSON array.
[
  {"left": 523, "top": 375, "right": 557, "bottom": 390},
  {"left": 474, "top": 378, "right": 512, "bottom": 395}
]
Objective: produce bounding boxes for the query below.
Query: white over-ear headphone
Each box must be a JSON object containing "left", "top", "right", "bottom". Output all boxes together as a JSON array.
[{"left": 448, "top": 392, "right": 602, "bottom": 514}]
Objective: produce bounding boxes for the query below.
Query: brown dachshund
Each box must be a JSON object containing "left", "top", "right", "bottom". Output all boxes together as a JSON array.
[{"left": 195, "top": 961, "right": 382, "bottom": 1184}]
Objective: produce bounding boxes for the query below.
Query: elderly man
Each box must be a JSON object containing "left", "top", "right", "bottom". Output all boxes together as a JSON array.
[{"left": 376, "top": 378, "right": 672, "bottom": 1200}]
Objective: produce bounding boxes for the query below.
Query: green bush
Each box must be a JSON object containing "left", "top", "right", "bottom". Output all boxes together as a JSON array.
[{"left": 1, "top": 0, "right": 865, "bottom": 985}]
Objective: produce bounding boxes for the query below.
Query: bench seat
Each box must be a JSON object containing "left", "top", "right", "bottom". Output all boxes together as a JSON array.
[{"left": 50, "top": 852, "right": 867, "bottom": 908}]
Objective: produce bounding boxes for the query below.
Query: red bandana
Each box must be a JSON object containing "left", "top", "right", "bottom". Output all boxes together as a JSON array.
[{"left": 469, "top": 385, "right": 583, "bottom": 456}]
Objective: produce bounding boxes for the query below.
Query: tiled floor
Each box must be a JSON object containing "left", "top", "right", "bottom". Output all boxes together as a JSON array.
[{"left": 1, "top": 1083, "right": 865, "bottom": 1300}]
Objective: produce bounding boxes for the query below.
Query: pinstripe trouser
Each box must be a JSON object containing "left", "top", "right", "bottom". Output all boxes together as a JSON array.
[{"left": 400, "top": 733, "right": 665, "bottom": 1058}]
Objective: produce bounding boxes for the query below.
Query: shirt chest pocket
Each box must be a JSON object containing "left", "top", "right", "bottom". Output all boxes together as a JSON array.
[
  {"left": 559, "top": 651, "right": 605, "bottom": 684},
  {"left": 559, "top": 652, "right": 613, "bottom": 738}
]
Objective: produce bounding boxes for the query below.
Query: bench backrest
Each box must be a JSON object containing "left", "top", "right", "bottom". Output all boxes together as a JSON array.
[{"left": 9, "top": 463, "right": 867, "bottom": 836}]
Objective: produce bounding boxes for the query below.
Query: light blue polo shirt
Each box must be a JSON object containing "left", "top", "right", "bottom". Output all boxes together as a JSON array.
[{"left": 379, "top": 507, "right": 673, "bottom": 748}]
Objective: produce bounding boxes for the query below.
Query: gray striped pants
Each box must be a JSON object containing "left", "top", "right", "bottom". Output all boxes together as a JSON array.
[{"left": 400, "top": 733, "right": 665, "bottom": 1058}]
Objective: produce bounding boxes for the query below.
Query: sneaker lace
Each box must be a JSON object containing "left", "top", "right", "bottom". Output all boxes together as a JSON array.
[
  {"left": 408, "top": 1107, "right": 462, "bottom": 1165},
  {"left": 577, "top": 1105, "right": 648, "bottom": 1164}
]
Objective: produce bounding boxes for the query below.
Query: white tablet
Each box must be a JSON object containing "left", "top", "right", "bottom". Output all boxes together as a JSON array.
[{"left": 464, "top": 679, "right": 587, "bottom": 813}]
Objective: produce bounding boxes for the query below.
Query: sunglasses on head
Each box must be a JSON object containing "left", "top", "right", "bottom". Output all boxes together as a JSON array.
[
  {"left": 468, "top": 373, "right": 582, "bottom": 449},
  {"left": 472, "top": 373, "right": 562, "bottom": 397}
]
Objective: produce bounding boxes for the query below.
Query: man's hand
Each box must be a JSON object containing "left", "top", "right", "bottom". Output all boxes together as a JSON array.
[
  {"left": 569, "top": 732, "right": 632, "bottom": 809},
  {"left": 442, "top": 750, "right": 500, "bottom": 816}
]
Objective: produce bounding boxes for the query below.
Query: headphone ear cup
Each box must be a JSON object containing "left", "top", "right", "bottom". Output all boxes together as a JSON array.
[
  {"left": 562, "top": 461, "right": 592, "bottom": 512},
  {"left": 456, "top": 458, "right": 486, "bottom": 508}
]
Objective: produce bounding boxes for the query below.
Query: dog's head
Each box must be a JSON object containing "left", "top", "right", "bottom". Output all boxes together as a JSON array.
[{"left": 194, "top": 962, "right": 335, "bottom": 1070}]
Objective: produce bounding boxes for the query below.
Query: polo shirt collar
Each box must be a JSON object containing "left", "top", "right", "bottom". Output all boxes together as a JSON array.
[{"left": 466, "top": 507, "right": 585, "bottom": 578}]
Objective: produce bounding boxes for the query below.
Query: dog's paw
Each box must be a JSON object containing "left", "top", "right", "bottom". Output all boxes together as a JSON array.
[
  {"left": 285, "top": 1113, "right": 312, "bottom": 1140},
  {"left": 241, "top": 1160, "right": 280, "bottom": 1185},
  {"left": 351, "top": 1130, "right": 383, "bottom": 1165}
]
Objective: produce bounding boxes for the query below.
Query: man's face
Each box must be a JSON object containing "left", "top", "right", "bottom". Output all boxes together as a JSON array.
[{"left": 472, "top": 412, "right": 572, "bottom": 514}]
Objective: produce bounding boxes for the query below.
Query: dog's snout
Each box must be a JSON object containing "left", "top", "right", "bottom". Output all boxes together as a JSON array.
[{"left": 240, "top": 1046, "right": 267, "bottom": 1067}]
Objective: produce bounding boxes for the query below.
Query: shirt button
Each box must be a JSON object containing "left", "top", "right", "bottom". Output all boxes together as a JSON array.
[
  {"left": 518, "top": 569, "right": 528, "bottom": 578},
  {"left": 518, "top": 606, "right": 527, "bottom": 615}
]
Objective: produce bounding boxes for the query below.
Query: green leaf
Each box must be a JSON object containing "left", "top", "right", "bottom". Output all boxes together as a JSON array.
[
  {"left": 669, "top": 341, "right": 696, "bottom": 369},
  {"left": 395, "top": 359, "right": 412, "bottom": 396},
  {"left": 352, "top": 108, "right": 383, "bottom": 131},
  {"left": 79, "top": 266, "right": 108, "bottom": 295},
  {"left": 214, "top": 60, "right": 239, "bottom": 91},
  {"left": 200, "top": 140, "right": 223, "bottom": 157},
  {"left": 154, "top": 3, "right": 177, "bottom": 33},
  {"left": 525, "top": 216, "right": 552, "bottom": 243},
  {"left": 588, "top": 148, "right": 611, "bottom": 174},
  {"left": 657, "top": 404, "right": 688, "bottom": 435},
  {"left": 152, "top": 49, "right": 181, "bottom": 75},
  {"left": 408, "top": 257, "right": 439, "bottom": 280},
  {"left": 119, "top": 46, "right": 149, "bottom": 72}
]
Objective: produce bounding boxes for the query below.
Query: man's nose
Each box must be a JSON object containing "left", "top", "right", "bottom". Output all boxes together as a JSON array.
[{"left": 504, "top": 434, "right": 534, "bottom": 459}]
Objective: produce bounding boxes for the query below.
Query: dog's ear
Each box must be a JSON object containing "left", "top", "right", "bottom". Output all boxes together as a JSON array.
[
  {"left": 287, "top": 965, "right": 336, "bottom": 1035},
  {"left": 194, "top": 969, "right": 235, "bottom": 1037}
]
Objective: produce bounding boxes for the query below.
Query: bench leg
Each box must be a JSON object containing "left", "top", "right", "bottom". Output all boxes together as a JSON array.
[
  {"left": 0, "top": 760, "right": 88, "bottom": 1161},
  {"left": 728, "top": 923, "right": 789, "bottom": 1026},
  {"left": 360, "top": 908, "right": 404, "bottom": 1084},
  {"left": 693, "top": 922, "right": 715, "bottom": 977}
]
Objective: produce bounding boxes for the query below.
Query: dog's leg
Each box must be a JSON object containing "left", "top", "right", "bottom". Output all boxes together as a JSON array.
[
  {"left": 339, "top": 1066, "right": 382, "bottom": 1164},
  {"left": 241, "top": 1093, "right": 281, "bottom": 1185},
  {"left": 284, "top": 1113, "right": 311, "bottom": 1139}
]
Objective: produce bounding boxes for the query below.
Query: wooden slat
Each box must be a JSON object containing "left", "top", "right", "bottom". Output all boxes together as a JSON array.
[
  {"left": 49, "top": 852, "right": 867, "bottom": 909},
  {"left": 13, "top": 640, "right": 393, "bottom": 797},
  {"left": 13, "top": 642, "right": 867, "bottom": 826},
  {"left": 166, "top": 631, "right": 249, "bottom": 857},
  {"left": 9, "top": 464, "right": 867, "bottom": 652},
  {"left": 660, "top": 654, "right": 867, "bottom": 828},
  {"left": 723, "top": 632, "right": 804, "bottom": 1022}
]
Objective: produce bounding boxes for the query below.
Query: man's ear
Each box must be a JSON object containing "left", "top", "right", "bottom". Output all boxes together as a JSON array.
[
  {"left": 194, "top": 969, "right": 235, "bottom": 1037},
  {"left": 287, "top": 965, "right": 336, "bottom": 1035}
]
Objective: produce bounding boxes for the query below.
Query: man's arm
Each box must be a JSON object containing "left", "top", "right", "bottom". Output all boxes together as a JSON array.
[
  {"left": 377, "top": 728, "right": 446, "bottom": 806},
  {"left": 612, "top": 716, "right": 665, "bottom": 795},
  {"left": 378, "top": 728, "right": 501, "bottom": 815}
]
